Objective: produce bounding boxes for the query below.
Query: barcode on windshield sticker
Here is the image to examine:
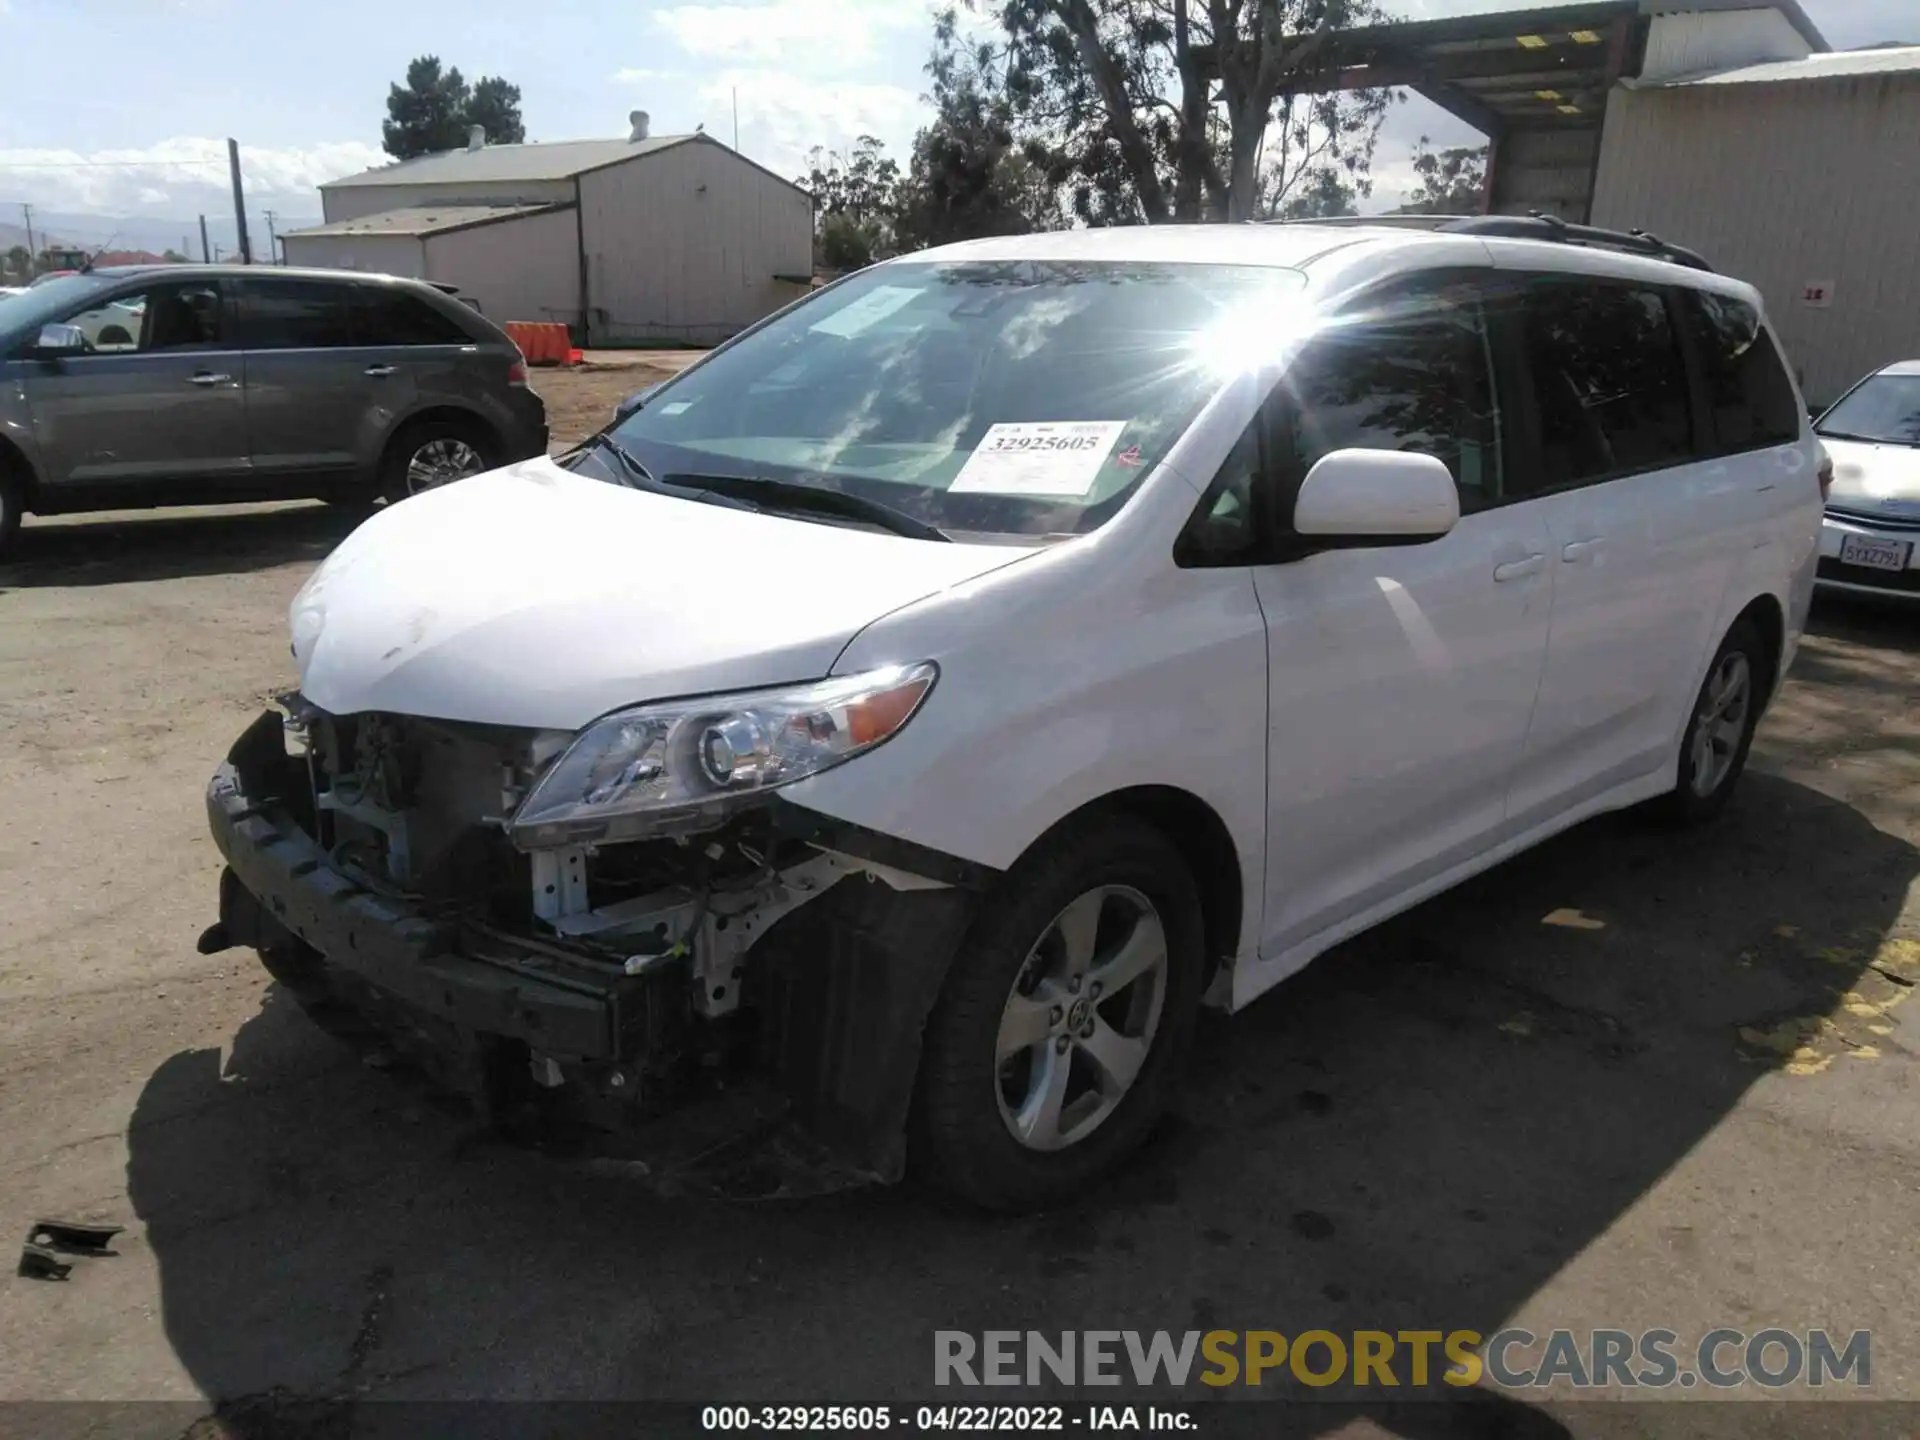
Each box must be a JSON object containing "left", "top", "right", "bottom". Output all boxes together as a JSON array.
[{"left": 949, "top": 422, "right": 1128, "bottom": 497}]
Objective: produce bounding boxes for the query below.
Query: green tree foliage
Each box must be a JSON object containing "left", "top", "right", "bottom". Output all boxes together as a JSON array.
[
  {"left": 160, "top": 248, "right": 191, "bottom": 263},
  {"left": 382, "top": 56, "right": 526, "bottom": 161},
  {"left": 1401, "top": 135, "right": 1489, "bottom": 214},
  {"left": 4, "top": 244, "right": 29, "bottom": 280},
  {"left": 894, "top": 9, "right": 1065, "bottom": 250},
  {"left": 799, "top": 135, "right": 903, "bottom": 271},
  {"left": 975, "top": 0, "right": 1394, "bottom": 224}
]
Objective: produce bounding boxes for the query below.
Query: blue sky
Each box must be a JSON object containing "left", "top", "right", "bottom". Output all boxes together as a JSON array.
[{"left": 1, "top": 0, "right": 1915, "bottom": 235}]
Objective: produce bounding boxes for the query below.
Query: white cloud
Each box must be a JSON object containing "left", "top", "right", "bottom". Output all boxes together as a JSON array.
[
  {"left": 656, "top": 0, "right": 923, "bottom": 65},
  {"left": 0, "top": 137, "right": 385, "bottom": 216},
  {"left": 611, "top": 67, "right": 672, "bottom": 83},
  {"left": 703, "top": 69, "right": 924, "bottom": 179}
]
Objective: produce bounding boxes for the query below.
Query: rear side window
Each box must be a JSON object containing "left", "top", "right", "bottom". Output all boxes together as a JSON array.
[
  {"left": 1682, "top": 291, "right": 1801, "bottom": 452},
  {"left": 358, "top": 287, "right": 472, "bottom": 346},
  {"left": 241, "top": 279, "right": 358, "bottom": 349},
  {"left": 1522, "top": 281, "right": 1693, "bottom": 487}
]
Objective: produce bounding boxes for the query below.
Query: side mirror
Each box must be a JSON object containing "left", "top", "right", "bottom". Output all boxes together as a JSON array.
[
  {"left": 1293, "top": 448, "right": 1459, "bottom": 545},
  {"left": 615, "top": 382, "right": 664, "bottom": 420},
  {"left": 34, "top": 322, "right": 86, "bottom": 355}
]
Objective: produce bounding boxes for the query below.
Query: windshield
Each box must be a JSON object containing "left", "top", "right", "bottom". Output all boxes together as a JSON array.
[
  {"left": 0, "top": 272, "right": 115, "bottom": 340},
  {"left": 596, "top": 259, "right": 1309, "bottom": 538},
  {"left": 1818, "top": 373, "right": 1920, "bottom": 447}
]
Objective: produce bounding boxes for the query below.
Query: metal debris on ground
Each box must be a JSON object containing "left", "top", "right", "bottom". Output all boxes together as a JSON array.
[{"left": 17, "top": 1219, "right": 124, "bottom": 1281}]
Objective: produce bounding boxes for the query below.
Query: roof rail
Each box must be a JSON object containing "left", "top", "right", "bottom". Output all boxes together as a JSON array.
[
  {"left": 1262, "top": 210, "right": 1714, "bottom": 272},
  {"left": 1436, "top": 212, "right": 1713, "bottom": 272}
]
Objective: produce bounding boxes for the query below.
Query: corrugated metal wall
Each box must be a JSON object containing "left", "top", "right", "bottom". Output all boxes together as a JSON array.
[
  {"left": 322, "top": 178, "right": 575, "bottom": 223},
  {"left": 1591, "top": 74, "right": 1920, "bottom": 404},
  {"left": 1638, "top": 9, "right": 1808, "bottom": 82},
  {"left": 578, "top": 139, "right": 813, "bottom": 346},
  {"left": 280, "top": 231, "right": 426, "bottom": 277},
  {"left": 1490, "top": 128, "right": 1601, "bottom": 220},
  {"left": 422, "top": 208, "right": 581, "bottom": 331}
]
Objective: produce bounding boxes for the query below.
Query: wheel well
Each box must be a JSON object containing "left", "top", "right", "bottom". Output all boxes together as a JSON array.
[
  {"left": 0, "top": 435, "right": 38, "bottom": 509},
  {"left": 1074, "top": 785, "right": 1243, "bottom": 987},
  {"left": 1734, "top": 592, "right": 1786, "bottom": 702},
  {"left": 386, "top": 406, "right": 501, "bottom": 461}
]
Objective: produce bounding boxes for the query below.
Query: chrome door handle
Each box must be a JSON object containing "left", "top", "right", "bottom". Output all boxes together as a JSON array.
[
  {"left": 1561, "top": 538, "right": 1605, "bottom": 562},
  {"left": 364, "top": 364, "right": 396, "bottom": 378},
  {"left": 188, "top": 372, "right": 232, "bottom": 386},
  {"left": 1493, "top": 554, "right": 1546, "bottom": 583}
]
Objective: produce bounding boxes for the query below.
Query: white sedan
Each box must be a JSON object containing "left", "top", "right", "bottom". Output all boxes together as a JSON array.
[{"left": 1815, "top": 361, "right": 1920, "bottom": 600}]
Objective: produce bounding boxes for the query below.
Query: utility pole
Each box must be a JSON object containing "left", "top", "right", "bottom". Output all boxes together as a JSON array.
[
  {"left": 199, "top": 214, "right": 211, "bottom": 263},
  {"left": 732, "top": 88, "right": 739, "bottom": 150},
  {"left": 20, "top": 203, "right": 35, "bottom": 275},
  {"left": 264, "top": 210, "right": 279, "bottom": 264},
  {"left": 227, "top": 137, "right": 252, "bottom": 264}
]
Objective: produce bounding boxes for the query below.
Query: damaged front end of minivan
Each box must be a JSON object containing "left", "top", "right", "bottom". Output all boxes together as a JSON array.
[{"left": 202, "top": 667, "right": 986, "bottom": 1194}]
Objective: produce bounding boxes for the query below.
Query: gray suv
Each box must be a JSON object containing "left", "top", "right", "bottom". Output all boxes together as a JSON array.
[{"left": 0, "top": 265, "right": 548, "bottom": 556}]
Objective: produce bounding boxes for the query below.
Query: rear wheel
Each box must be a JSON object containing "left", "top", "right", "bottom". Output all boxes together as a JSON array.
[
  {"left": 380, "top": 418, "right": 494, "bottom": 503},
  {"left": 1651, "top": 618, "right": 1767, "bottom": 826},
  {"left": 0, "top": 466, "right": 25, "bottom": 560},
  {"left": 912, "top": 814, "right": 1204, "bottom": 1211}
]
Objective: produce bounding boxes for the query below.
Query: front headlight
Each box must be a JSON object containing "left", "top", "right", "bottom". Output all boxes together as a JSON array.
[{"left": 509, "top": 662, "right": 937, "bottom": 850}]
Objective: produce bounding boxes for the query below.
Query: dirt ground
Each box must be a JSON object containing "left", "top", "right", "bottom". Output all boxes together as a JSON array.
[{"left": 0, "top": 368, "right": 1915, "bottom": 1434}]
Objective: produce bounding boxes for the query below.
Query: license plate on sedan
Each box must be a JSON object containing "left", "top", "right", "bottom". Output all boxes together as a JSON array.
[{"left": 1839, "top": 534, "right": 1914, "bottom": 572}]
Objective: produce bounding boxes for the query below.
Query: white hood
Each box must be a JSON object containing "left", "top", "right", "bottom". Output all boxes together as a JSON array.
[
  {"left": 291, "top": 457, "right": 1032, "bottom": 729},
  {"left": 1822, "top": 436, "right": 1920, "bottom": 518}
]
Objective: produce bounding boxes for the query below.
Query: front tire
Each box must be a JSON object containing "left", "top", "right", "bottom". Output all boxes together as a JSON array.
[
  {"left": 912, "top": 814, "right": 1205, "bottom": 1211},
  {"left": 380, "top": 418, "right": 495, "bottom": 504},
  {"left": 1651, "top": 617, "right": 1767, "bottom": 826}
]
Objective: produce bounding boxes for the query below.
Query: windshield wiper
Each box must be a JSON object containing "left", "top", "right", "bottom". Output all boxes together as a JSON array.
[
  {"left": 663, "top": 472, "right": 952, "bottom": 542},
  {"left": 575, "top": 431, "right": 658, "bottom": 485},
  {"left": 1816, "top": 429, "right": 1912, "bottom": 445}
]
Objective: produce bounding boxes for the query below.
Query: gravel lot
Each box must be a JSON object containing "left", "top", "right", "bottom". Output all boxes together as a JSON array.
[{"left": 0, "top": 366, "right": 1915, "bottom": 1434}]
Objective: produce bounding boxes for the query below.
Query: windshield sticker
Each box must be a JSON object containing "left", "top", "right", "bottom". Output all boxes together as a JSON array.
[
  {"left": 809, "top": 285, "right": 925, "bottom": 339},
  {"left": 1114, "top": 444, "right": 1144, "bottom": 468},
  {"left": 660, "top": 401, "right": 694, "bottom": 415},
  {"left": 949, "top": 421, "right": 1128, "bottom": 498}
]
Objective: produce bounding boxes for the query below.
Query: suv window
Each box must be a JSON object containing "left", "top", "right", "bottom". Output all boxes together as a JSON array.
[
  {"left": 61, "top": 282, "right": 225, "bottom": 354},
  {"left": 1522, "top": 281, "right": 1693, "bottom": 487},
  {"left": 240, "top": 278, "right": 359, "bottom": 349},
  {"left": 1682, "top": 291, "right": 1800, "bottom": 452},
  {"left": 358, "top": 286, "right": 471, "bottom": 346}
]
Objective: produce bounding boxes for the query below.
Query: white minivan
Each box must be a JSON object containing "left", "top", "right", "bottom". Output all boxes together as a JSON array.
[{"left": 205, "top": 219, "right": 1824, "bottom": 1210}]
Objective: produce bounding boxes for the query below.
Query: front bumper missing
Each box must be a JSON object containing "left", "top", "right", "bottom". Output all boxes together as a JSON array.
[{"left": 205, "top": 709, "right": 981, "bottom": 1189}]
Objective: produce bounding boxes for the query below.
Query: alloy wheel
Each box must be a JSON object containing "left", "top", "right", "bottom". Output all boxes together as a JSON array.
[
  {"left": 1689, "top": 650, "right": 1752, "bottom": 797},
  {"left": 994, "top": 884, "right": 1168, "bottom": 1153},
  {"left": 405, "top": 438, "right": 484, "bottom": 494}
]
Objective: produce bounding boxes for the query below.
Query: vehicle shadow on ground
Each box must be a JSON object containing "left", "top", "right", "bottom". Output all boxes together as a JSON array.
[
  {"left": 0, "top": 503, "right": 364, "bottom": 589},
  {"left": 123, "top": 763, "right": 1917, "bottom": 1437}
]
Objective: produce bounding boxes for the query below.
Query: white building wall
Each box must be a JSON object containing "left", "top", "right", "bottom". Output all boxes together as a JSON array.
[
  {"left": 1592, "top": 74, "right": 1920, "bottom": 404},
  {"left": 1639, "top": 9, "right": 1810, "bottom": 83},
  {"left": 322, "top": 177, "right": 575, "bottom": 223},
  {"left": 578, "top": 138, "right": 813, "bottom": 345},
  {"left": 421, "top": 207, "right": 581, "bottom": 330},
  {"left": 280, "top": 231, "right": 426, "bottom": 278}
]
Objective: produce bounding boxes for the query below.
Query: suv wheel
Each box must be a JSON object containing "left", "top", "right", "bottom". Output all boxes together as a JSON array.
[
  {"left": 1652, "top": 617, "right": 1767, "bottom": 826},
  {"left": 912, "top": 814, "right": 1204, "bottom": 1211},
  {"left": 381, "top": 419, "right": 494, "bottom": 503},
  {"left": 0, "top": 466, "right": 24, "bottom": 560}
]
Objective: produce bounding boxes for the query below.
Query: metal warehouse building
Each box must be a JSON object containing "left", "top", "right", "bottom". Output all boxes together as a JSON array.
[
  {"left": 284, "top": 114, "right": 813, "bottom": 347},
  {"left": 1321, "top": 1, "right": 1920, "bottom": 404}
]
